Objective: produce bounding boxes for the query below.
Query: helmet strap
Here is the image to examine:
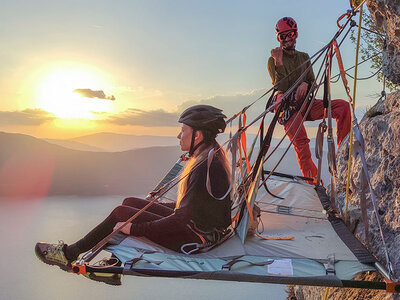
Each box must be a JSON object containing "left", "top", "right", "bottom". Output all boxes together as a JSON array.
[{"left": 188, "top": 129, "right": 205, "bottom": 157}]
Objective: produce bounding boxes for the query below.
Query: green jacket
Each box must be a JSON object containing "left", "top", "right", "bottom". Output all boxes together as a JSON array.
[{"left": 267, "top": 50, "right": 315, "bottom": 95}]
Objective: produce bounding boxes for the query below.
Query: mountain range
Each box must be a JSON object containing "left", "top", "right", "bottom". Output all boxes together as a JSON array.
[
  {"left": 0, "top": 132, "right": 181, "bottom": 197},
  {"left": 46, "top": 132, "right": 179, "bottom": 152},
  {"left": 0, "top": 131, "right": 329, "bottom": 197}
]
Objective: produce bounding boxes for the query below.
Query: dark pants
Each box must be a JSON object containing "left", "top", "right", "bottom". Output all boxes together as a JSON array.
[{"left": 66, "top": 197, "right": 200, "bottom": 258}]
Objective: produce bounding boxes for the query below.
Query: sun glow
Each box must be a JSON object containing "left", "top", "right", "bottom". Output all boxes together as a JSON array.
[{"left": 36, "top": 65, "right": 114, "bottom": 119}]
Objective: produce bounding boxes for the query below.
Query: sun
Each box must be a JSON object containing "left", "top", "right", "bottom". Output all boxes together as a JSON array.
[{"left": 36, "top": 64, "right": 114, "bottom": 119}]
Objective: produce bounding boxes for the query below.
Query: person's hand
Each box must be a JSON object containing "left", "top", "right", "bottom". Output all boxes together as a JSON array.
[
  {"left": 114, "top": 222, "right": 132, "bottom": 235},
  {"left": 271, "top": 47, "right": 283, "bottom": 67},
  {"left": 295, "top": 82, "right": 308, "bottom": 102}
]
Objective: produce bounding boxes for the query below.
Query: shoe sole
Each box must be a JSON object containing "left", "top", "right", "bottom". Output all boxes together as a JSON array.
[
  {"left": 83, "top": 272, "right": 122, "bottom": 286},
  {"left": 34, "top": 243, "right": 72, "bottom": 272}
]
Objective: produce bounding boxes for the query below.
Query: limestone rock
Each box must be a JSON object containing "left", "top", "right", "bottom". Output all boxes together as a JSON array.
[
  {"left": 335, "top": 90, "right": 400, "bottom": 278},
  {"left": 367, "top": 0, "right": 400, "bottom": 84}
]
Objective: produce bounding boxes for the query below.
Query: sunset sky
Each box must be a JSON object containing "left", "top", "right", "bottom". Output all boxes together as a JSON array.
[{"left": 1, "top": 0, "right": 381, "bottom": 139}]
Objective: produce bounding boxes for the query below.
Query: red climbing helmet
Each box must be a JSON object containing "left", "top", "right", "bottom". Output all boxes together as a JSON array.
[{"left": 275, "top": 17, "right": 297, "bottom": 34}]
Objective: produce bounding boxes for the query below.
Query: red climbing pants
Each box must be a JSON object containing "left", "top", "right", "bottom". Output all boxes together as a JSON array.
[{"left": 276, "top": 95, "right": 351, "bottom": 180}]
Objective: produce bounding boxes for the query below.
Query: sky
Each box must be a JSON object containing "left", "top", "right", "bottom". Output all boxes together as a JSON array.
[{"left": 0, "top": 0, "right": 383, "bottom": 139}]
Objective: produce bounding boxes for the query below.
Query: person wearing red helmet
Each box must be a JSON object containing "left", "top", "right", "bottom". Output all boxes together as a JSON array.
[{"left": 267, "top": 17, "right": 351, "bottom": 183}]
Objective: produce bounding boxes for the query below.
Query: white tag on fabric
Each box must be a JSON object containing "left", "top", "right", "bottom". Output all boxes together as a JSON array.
[{"left": 267, "top": 259, "right": 294, "bottom": 276}]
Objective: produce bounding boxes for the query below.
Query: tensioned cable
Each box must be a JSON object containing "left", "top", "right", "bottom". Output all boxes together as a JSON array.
[
  {"left": 259, "top": 13, "right": 357, "bottom": 169},
  {"left": 330, "top": 51, "right": 382, "bottom": 83},
  {"left": 260, "top": 209, "right": 326, "bottom": 220},
  {"left": 345, "top": 3, "right": 363, "bottom": 221},
  {"left": 225, "top": 42, "right": 331, "bottom": 125},
  {"left": 346, "top": 66, "right": 382, "bottom": 80},
  {"left": 79, "top": 7, "right": 361, "bottom": 265},
  {"left": 261, "top": 44, "right": 331, "bottom": 169},
  {"left": 259, "top": 49, "right": 330, "bottom": 188},
  {"left": 258, "top": 200, "right": 323, "bottom": 213},
  {"left": 134, "top": 5, "right": 357, "bottom": 214},
  {"left": 334, "top": 4, "right": 395, "bottom": 279},
  {"left": 360, "top": 26, "right": 385, "bottom": 37}
]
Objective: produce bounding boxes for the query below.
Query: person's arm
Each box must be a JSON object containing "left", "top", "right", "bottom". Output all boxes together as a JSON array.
[{"left": 267, "top": 50, "right": 290, "bottom": 93}]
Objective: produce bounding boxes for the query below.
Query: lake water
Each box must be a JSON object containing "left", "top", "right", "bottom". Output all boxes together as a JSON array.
[{"left": 0, "top": 196, "right": 287, "bottom": 300}]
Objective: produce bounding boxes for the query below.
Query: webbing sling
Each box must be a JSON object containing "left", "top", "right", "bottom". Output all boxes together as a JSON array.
[
  {"left": 222, "top": 256, "right": 274, "bottom": 271},
  {"left": 315, "top": 121, "right": 327, "bottom": 186},
  {"left": 260, "top": 90, "right": 283, "bottom": 199},
  {"left": 352, "top": 120, "right": 395, "bottom": 279},
  {"left": 260, "top": 45, "right": 331, "bottom": 188},
  {"left": 315, "top": 72, "right": 329, "bottom": 186},
  {"left": 326, "top": 46, "right": 338, "bottom": 204},
  {"left": 206, "top": 132, "right": 238, "bottom": 200},
  {"left": 147, "top": 155, "right": 187, "bottom": 200},
  {"left": 239, "top": 112, "right": 251, "bottom": 174}
]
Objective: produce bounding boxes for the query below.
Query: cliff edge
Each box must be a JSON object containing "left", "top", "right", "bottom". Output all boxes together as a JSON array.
[{"left": 293, "top": 1, "right": 400, "bottom": 299}]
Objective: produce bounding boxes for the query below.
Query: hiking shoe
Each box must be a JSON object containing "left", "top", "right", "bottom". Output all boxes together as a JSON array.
[
  {"left": 35, "top": 241, "right": 74, "bottom": 272},
  {"left": 82, "top": 256, "right": 122, "bottom": 286},
  {"left": 83, "top": 272, "right": 122, "bottom": 286}
]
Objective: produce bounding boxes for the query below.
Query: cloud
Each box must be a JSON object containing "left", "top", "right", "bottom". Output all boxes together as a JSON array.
[
  {"left": 178, "top": 89, "right": 275, "bottom": 124},
  {"left": 100, "top": 89, "right": 274, "bottom": 128},
  {"left": 74, "top": 89, "right": 115, "bottom": 101},
  {"left": 0, "top": 109, "right": 56, "bottom": 125},
  {"left": 102, "top": 89, "right": 360, "bottom": 131},
  {"left": 104, "top": 108, "right": 179, "bottom": 127}
]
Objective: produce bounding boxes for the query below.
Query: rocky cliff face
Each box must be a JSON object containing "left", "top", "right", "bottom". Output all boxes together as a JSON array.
[
  {"left": 335, "top": 91, "right": 400, "bottom": 279},
  {"left": 367, "top": 0, "right": 400, "bottom": 84},
  {"left": 293, "top": 1, "right": 400, "bottom": 299},
  {"left": 294, "top": 91, "right": 400, "bottom": 300}
]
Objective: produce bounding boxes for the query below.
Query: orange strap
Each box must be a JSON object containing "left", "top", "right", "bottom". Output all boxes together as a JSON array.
[
  {"left": 332, "top": 40, "right": 353, "bottom": 103},
  {"left": 336, "top": 12, "right": 351, "bottom": 29},
  {"left": 240, "top": 113, "right": 251, "bottom": 174},
  {"left": 384, "top": 279, "right": 400, "bottom": 293},
  {"left": 256, "top": 232, "right": 294, "bottom": 240}
]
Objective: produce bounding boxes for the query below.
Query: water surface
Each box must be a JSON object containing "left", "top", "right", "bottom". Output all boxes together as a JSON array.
[{"left": 0, "top": 196, "right": 287, "bottom": 300}]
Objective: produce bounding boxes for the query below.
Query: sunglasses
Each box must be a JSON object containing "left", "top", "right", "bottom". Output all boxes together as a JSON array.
[{"left": 278, "top": 31, "right": 297, "bottom": 41}]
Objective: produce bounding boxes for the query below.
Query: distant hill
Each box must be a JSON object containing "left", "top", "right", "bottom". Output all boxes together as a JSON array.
[
  {"left": 0, "top": 132, "right": 181, "bottom": 197},
  {"left": 67, "top": 132, "right": 178, "bottom": 152},
  {"left": 44, "top": 138, "right": 106, "bottom": 152},
  {"left": 0, "top": 131, "right": 330, "bottom": 198}
]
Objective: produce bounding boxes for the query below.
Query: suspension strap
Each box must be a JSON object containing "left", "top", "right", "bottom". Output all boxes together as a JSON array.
[
  {"left": 315, "top": 70, "right": 330, "bottom": 186},
  {"left": 206, "top": 133, "right": 238, "bottom": 200},
  {"left": 239, "top": 112, "right": 251, "bottom": 174},
  {"left": 260, "top": 90, "right": 284, "bottom": 199},
  {"left": 127, "top": 251, "right": 163, "bottom": 266},
  {"left": 345, "top": 4, "right": 363, "bottom": 220},
  {"left": 326, "top": 45, "right": 337, "bottom": 203},
  {"left": 332, "top": 40, "right": 353, "bottom": 104},
  {"left": 315, "top": 120, "right": 327, "bottom": 186},
  {"left": 222, "top": 257, "right": 275, "bottom": 271},
  {"left": 352, "top": 122, "right": 395, "bottom": 279},
  {"left": 325, "top": 254, "right": 336, "bottom": 276},
  {"left": 147, "top": 154, "right": 187, "bottom": 200}
]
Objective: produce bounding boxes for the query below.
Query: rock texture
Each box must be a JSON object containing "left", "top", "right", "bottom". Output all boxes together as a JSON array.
[
  {"left": 292, "top": 2, "right": 400, "bottom": 298},
  {"left": 293, "top": 92, "right": 400, "bottom": 300},
  {"left": 367, "top": 0, "right": 400, "bottom": 84},
  {"left": 335, "top": 91, "right": 400, "bottom": 279}
]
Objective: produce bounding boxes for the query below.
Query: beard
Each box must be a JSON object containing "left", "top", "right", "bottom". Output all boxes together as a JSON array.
[{"left": 282, "top": 40, "right": 296, "bottom": 51}]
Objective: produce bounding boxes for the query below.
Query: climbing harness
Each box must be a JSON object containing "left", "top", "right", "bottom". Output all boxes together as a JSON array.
[{"left": 181, "top": 222, "right": 234, "bottom": 255}]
